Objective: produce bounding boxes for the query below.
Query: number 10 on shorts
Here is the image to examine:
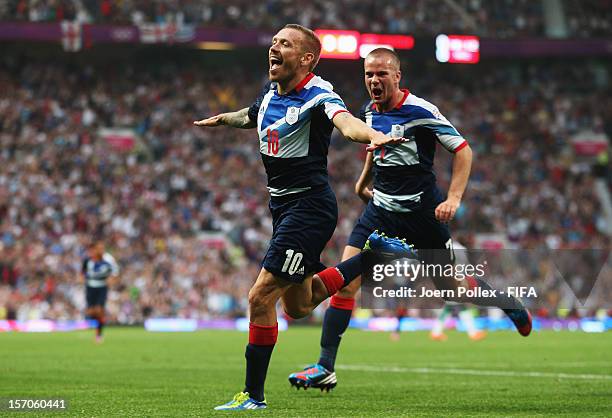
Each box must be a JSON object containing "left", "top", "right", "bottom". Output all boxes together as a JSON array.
[{"left": 282, "top": 249, "right": 303, "bottom": 275}]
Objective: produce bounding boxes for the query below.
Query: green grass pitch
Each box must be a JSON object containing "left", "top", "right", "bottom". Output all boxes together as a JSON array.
[{"left": 1, "top": 328, "right": 611, "bottom": 417}]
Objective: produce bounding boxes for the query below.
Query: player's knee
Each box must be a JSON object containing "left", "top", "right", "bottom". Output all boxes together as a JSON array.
[
  {"left": 282, "top": 303, "right": 311, "bottom": 320},
  {"left": 247, "top": 288, "right": 265, "bottom": 309},
  {"left": 248, "top": 284, "right": 276, "bottom": 311}
]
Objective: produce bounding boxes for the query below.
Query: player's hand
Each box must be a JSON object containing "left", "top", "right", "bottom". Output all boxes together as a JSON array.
[
  {"left": 356, "top": 187, "right": 373, "bottom": 203},
  {"left": 366, "top": 131, "right": 407, "bottom": 151},
  {"left": 435, "top": 197, "right": 461, "bottom": 222},
  {"left": 193, "top": 114, "right": 226, "bottom": 127}
]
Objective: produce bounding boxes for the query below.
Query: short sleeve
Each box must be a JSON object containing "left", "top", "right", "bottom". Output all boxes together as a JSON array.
[
  {"left": 318, "top": 92, "right": 349, "bottom": 120},
  {"left": 358, "top": 101, "right": 371, "bottom": 122},
  {"left": 104, "top": 254, "right": 120, "bottom": 276},
  {"left": 417, "top": 106, "right": 468, "bottom": 153},
  {"left": 248, "top": 82, "right": 272, "bottom": 123},
  {"left": 430, "top": 117, "right": 468, "bottom": 153}
]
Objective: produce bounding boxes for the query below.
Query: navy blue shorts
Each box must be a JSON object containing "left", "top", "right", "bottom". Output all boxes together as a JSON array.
[
  {"left": 262, "top": 187, "right": 338, "bottom": 283},
  {"left": 86, "top": 286, "right": 108, "bottom": 308},
  {"left": 348, "top": 201, "right": 453, "bottom": 264}
]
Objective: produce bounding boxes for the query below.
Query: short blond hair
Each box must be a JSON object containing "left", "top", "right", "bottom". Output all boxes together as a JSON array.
[
  {"left": 366, "top": 48, "right": 401, "bottom": 70},
  {"left": 283, "top": 24, "right": 322, "bottom": 71}
]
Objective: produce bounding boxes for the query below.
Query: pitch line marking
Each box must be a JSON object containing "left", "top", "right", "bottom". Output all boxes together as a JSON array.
[
  {"left": 335, "top": 364, "right": 612, "bottom": 381},
  {"left": 379, "top": 361, "right": 612, "bottom": 368}
]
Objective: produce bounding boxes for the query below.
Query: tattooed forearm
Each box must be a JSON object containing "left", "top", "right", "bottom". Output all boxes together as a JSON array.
[{"left": 222, "top": 108, "right": 256, "bottom": 129}]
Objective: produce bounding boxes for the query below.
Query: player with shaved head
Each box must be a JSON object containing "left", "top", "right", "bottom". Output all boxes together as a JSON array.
[
  {"left": 288, "top": 48, "right": 532, "bottom": 392},
  {"left": 195, "top": 27, "right": 412, "bottom": 411}
]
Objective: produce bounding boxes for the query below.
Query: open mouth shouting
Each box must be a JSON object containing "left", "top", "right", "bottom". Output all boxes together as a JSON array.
[
  {"left": 371, "top": 86, "right": 384, "bottom": 101},
  {"left": 269, "top": 55, "right": 283, "bottom": 72}
]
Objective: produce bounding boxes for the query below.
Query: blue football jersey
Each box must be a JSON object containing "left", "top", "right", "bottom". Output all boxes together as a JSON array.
[
  {"left": 360, "top": 89, "right": 468, "bottom": 212},
  {"left": 248, "top": 73, "right": 348, "bottom": 198},
  {"left": 82, "top": 253, "right": 119, "bottom": 288}
]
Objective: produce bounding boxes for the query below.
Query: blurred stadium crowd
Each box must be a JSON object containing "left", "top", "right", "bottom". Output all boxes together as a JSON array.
[
  {"left": 1, "top": 0, "right": 612, "bottom": 38},
  {"left": 0, "top": 50, "right": 609, "bottom": 323}
]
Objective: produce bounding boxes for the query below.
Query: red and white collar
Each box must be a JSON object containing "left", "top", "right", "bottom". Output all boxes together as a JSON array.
[
  {"left": 294, "top": 72, "right": 315, "bottom": 93},
  {"left": 372, "top": 88, "right": 410, "bottom": 112}
]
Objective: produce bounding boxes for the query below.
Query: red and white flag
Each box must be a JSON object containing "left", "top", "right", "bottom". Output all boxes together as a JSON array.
[
  {"left": 61, "top": 21, "right": 82, "bottom": 52},
  {"left": 138, "top": 23, "right": 177, "bottom": 43},
  {"left": 98, "top": 128, "right": 137, "bottom": 152}
]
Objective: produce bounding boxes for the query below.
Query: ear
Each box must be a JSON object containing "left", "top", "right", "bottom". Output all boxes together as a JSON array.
[{"left": 301, "top": 52, "right": 315, "bottom": 68}]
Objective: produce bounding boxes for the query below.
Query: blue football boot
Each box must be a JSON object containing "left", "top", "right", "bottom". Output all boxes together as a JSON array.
[
  {"left": 363, "top": 230, "right": 418, "bottom": 263},
  {"left": 214, "top": 392, "right": 267, "bottom": 411},
  {"left": 288, "top": 364, "right": 337, "bottom": 392}
]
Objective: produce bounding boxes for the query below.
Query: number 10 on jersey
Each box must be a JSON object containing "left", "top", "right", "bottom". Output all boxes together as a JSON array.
[{"left": 267, "top": 129, "right": 279, "bottom": 155}]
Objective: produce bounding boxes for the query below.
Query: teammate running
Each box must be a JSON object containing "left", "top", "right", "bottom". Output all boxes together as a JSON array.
[{"left": 288, "top": 48, "right": 531, "bottom": 391}]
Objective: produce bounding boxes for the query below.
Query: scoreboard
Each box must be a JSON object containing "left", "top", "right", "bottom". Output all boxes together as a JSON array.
[{"left": 314, "top": 29, "right": 480, "bottom": 64}]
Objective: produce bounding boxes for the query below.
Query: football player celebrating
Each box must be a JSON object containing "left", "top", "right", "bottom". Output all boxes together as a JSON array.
[
  {"left": 288, "top": 48, "right": 531, "bottom": 392},
  {"left": 195, "top": 25, "right": 411, "bottom": 411}
]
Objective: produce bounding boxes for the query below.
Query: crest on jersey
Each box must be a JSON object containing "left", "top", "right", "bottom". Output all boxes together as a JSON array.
[
  {"left": 285, "top": 106, "right": 300, "bottom": 125},
  {"left": 391, "top": 124, "right": 404, "bottom": 139}
]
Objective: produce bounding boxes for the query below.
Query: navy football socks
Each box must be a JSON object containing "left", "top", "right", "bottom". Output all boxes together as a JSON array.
[
  {"left": 244, "top": 344, "right": 273, "bottom": 401},
  {"left": 318, "top": 296, "right": 355, "bottom": 372},
  {"left": 244, "top": 323, "right": 277, "bottom": 401},
  {"left": 335, "top": 253, "right": 364, "bottom": 286}
]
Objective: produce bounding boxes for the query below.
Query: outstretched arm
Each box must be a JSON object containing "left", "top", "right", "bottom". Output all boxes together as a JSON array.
[
  {"left": 435, "top": 145, "right": 472, "bottom": 222},
  {"left": 194, "top": 107, "right": 256, "bottom": 129},
  {"left": 332, "top": 112, "right": 404, "bottom": 147},
  {"left": 355, "top": 151, "right": 374, "bottom": 203}
]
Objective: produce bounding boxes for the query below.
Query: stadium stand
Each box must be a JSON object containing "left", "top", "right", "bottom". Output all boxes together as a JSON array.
[
  {"left": 0, "top": 0, "right": 611, "bottom": 38},
  {"left": 0, "top": 49, "right": 609, "bottom": 322}
]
